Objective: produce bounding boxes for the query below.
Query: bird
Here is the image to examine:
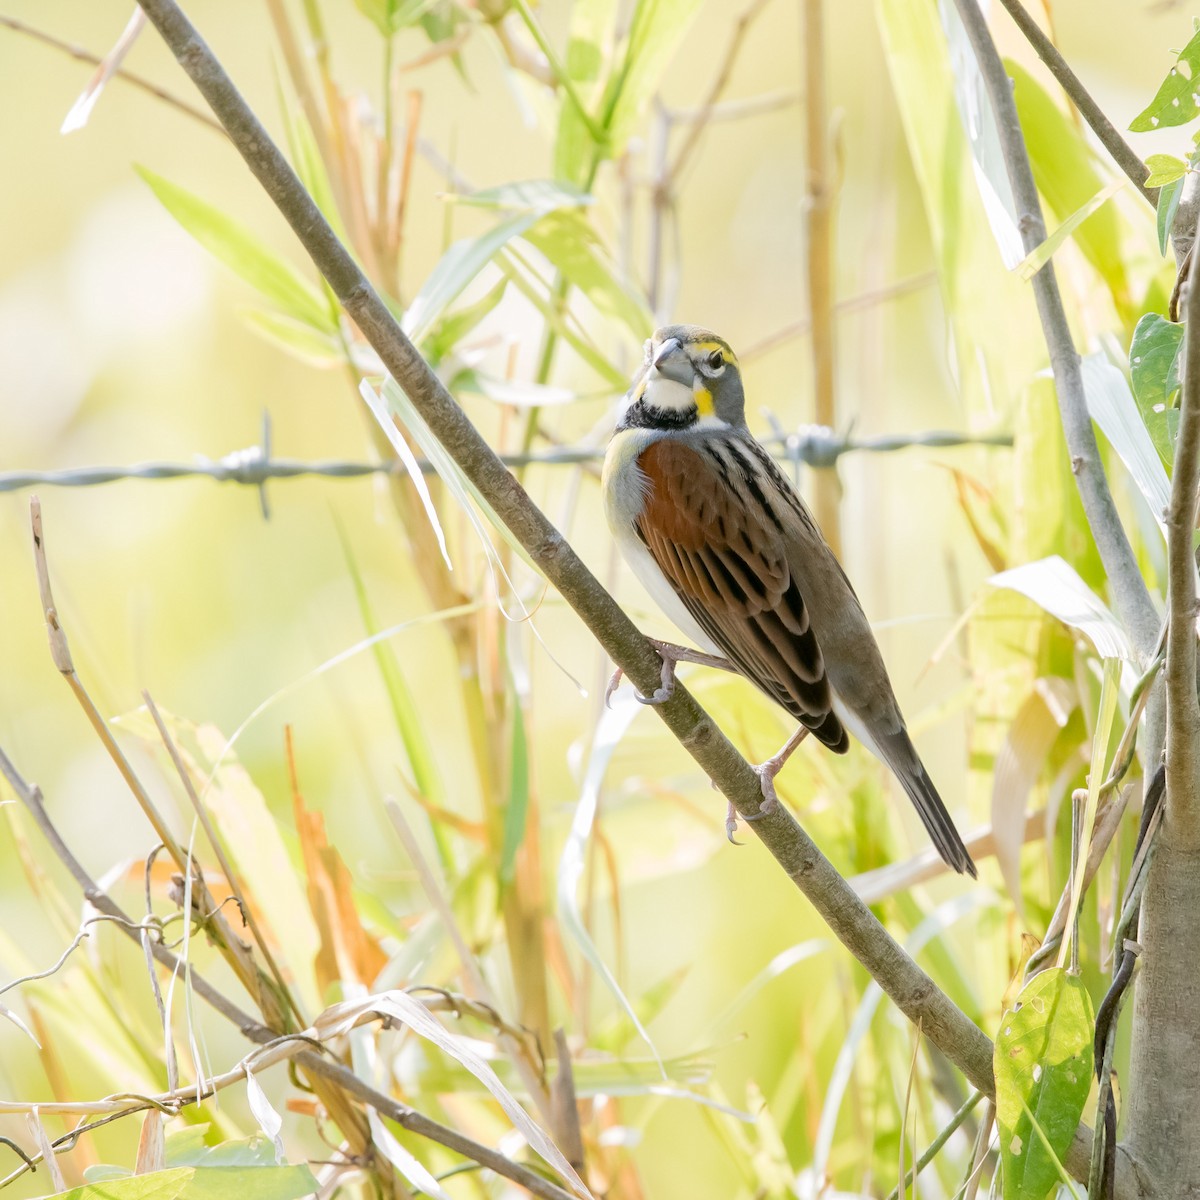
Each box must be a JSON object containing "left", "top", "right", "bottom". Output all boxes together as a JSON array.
[{"left": 601, "top": 324, "right": 976, "bottom": 877}]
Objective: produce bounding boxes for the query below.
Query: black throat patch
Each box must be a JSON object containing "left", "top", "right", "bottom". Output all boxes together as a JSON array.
[{"left": 618, "top": 400, "right": 698, "bottom": 431}]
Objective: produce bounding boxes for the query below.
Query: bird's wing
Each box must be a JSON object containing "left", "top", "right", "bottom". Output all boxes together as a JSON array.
[{"left": 634, "top": 437, "right": 847, "bottom": 750}]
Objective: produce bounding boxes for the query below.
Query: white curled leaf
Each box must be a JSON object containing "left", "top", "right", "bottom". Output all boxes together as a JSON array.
[
  {"left": 311, "top": 992, "right": 593, "bottom": 1198},
  {"left": 988, "top": 556, "right": 1135, "bottom": 661},
  {"left": 367, "top": 1110, "right": 452, "bottom": 1200},
  {"left": 360, "top": 379, "right": 452, "bottom": 570},
  {"left": 244, "top": 1067, "right": 286, "bottom": 1165},
  {"left": 1082, "top": 352, "right": 1171, "bottom": 533}
]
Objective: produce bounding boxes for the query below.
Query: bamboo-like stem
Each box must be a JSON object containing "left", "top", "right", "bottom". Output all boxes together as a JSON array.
[{"left": 801, "top": 0, "right": 841, "bottom": 555}]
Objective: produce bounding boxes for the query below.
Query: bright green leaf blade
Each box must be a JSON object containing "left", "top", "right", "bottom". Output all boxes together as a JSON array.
[
  {"left": 1010, "top": 61, "right": 1130, "bottom": 309},
  {"left": 136, "top": 167, "right": 333, "bottom": 331},
  {"left": 181, "top": 1166, "right": 319, "bottom": 1200},
  {"left": 335, "top": 521, "right": 451, "bottom": 871},
  {"left": 554, "top": 0, "right": 618, "bottom": 182},
  {"left": 522, "top": 210, "right": 652, "bottom": 337},
  {"left": 995, "top": 967, "right": 1094, "bottom": 1200},
  {"left": 1129, "top": 312, "right": 1184, "bottom": 466},
  {"left": 426, "top": 276, "right": 508, "bottom": 363},
  {"left": 1014, "top": 180, "right": 1124, "bottom": 281},
  {"left": 353, "top": 0, "right": 437, "bottom": 35},
  {"left": 1144, "top": 153, "right": 1188, "bottom": 186},
  {"left": 45, "top": 1168, "right": 195, "bottom": 1200},
  {"left": 1157, "top": 174, "right": 1185, "bottom": 255},
  {"left": 1058, "top": 657, "right": 1121, "bottom": 970},
  {"left": 402, "top": 213, "right": 543, "bottom": 346},
  {"left": 239, "top": 307, "right": 344, "bottom": 367},
  {"left": 1130, "top": 28, "right": 1200, "bottom": 131},
  {"left": 602, "top": 0, "right": 704, "bottom": 153}
]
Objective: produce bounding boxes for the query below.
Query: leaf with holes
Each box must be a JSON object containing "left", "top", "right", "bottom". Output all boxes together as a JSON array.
[
  {"left": 995, "top": 968, "right": 1093, "bottom": 1200},
  {"left": 1129, "top": 313, "right": 1184, "bottom": 467},
  {"left": 1130, "top": 28, "right": 1200, "bottom": 131}
]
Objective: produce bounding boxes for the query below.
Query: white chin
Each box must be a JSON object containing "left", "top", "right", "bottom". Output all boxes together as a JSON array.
[{"left": 642, "top": 374, "right": 694, "bottom": 412}]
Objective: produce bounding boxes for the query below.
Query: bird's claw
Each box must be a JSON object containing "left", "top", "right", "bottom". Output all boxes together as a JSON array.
[
  {"left": 604, "top": 668, "right": 624, "bottom": 709},
  {"left": 725, "top": 800, "right": 743, "bottom": 845},
  {"left": 608, "top": 650, "right": 677, "bottom": 707}
]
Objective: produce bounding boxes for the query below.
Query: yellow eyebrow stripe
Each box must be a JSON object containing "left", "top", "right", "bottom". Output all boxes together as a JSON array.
[{"left": 691, "top": 339, "right": 738, "bottom": 367}]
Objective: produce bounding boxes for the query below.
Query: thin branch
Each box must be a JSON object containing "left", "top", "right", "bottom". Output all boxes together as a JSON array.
[
  {"left": 0, "top": 15, "right": 224, "bottom": 133},
  {"left": 993, "top": 0, "right": 1156, "bottom": 209},
  {"left": 950, "top": 0, "right": 1161, "bottom": 662},
  {"left": 0, "top": 429, "right": 1013, "bottom": 495}
]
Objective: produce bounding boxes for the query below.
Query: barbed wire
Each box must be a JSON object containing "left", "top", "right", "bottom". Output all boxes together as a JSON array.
[{"left": 0, "top": 421, "right": 1012, "bottom": 518}]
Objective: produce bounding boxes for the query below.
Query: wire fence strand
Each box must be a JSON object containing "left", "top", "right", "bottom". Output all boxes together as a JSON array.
[{"left": 0, "top": 426, "right": 1012, "bottom": 499}]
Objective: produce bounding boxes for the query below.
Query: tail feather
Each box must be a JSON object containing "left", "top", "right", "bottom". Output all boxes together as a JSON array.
[{"left": 877, "top": 729, "right": 976, "bottom": 877}]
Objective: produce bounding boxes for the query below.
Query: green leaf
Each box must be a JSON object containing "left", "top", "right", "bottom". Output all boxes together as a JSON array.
[
  {"left": 1145, "top": 152, "right": 1188, "bottom": 186},
  {"left": 136, "top": 167, "right": 333, "bottom": 332},
  {"left": 336, "top": 522, "right": 451, "bottom": 871},
  {"left": 239, "top": 307, "right": 344, "bottom": 367},
  {"left": 522, "top": 210, "right": 652, "bottom": 337},
  {"left": 1014, "top": 180, "right": 1124, "bottom": 281},
  {"left": 995, "top": 968, "right": 1094, "bottom": 1200},
  {"left": 554, "top": 0, "right": 619, "bottom": 183},
  {"left": 601, "top": 0, "right": 705, "bottom": 153},
  {"left": 451, "top": 179, "right": 593, "bottom": 214},
  {"left": 1130, "top": 28, "right": 1200, "bottom": 131},
  {"left": 182, "top": 1167, "right": 318, "bottom": 1200},
  {"left": 353, "top": 0, "right": 437, "bottom": 36},
  {"left": 1010, "top": 63, "right": 1130, "bottom": 314},
  {"left": 425, "top": 277, "right": 508, "bottom": 363},
  {"left": 46, "top": 1168, "right": 195, "bottom": 1200},
  {"left": 1129, "top": 312, "right": 1184, "bottom": 466},
  {"left": 499, "top": 687, "right": 529, "bottom": 885},
  {"left": 403, "top": 213, "right": 546, "bottom": 346},
  {"left": 1157, "top": 173, "right": 1186, "bottom": 255}
]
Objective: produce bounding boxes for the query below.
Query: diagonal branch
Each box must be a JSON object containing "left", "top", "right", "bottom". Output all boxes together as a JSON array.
[{"left": 951, "top": 0, "right": 1161, "bottom": 663}]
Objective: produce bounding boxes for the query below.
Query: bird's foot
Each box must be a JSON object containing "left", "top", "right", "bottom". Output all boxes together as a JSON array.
[
  {"left": 732, "top": 725, "right": 812, "bottom": 835},
  {"left": 605, "top": 640, "right": 734, "bottom": 708}
]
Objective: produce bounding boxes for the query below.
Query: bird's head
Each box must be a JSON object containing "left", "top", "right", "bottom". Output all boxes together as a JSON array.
[{"left": 617, "top": 325, "right": 745, "bottom": 432}]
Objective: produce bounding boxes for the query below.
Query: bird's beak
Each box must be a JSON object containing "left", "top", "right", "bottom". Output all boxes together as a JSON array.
[{"left": 651, "top": 337, "right": 693, "bottom": 385}]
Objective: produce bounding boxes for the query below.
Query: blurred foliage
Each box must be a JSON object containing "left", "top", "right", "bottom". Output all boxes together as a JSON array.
[{"left": 0, "top": 1, "right": 1192, "bottom": 1198}]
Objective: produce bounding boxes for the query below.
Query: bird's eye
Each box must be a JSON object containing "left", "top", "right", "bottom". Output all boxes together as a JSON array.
[{"left": 706, "top": 349, "right": 724, "bottom": 370}]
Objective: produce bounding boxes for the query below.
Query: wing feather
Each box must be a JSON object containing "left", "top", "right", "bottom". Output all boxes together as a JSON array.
[{"left": 634, "top": 438, "right": 848, "bottom": 751}]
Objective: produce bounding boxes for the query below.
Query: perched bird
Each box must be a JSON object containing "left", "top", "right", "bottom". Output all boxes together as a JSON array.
[{"left": 602, "top": 325, "right": 976, "bottom": 877}]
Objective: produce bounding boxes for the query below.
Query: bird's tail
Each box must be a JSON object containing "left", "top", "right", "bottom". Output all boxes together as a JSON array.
[{"left": 880, "top": 730, "right": 977, "bottom": 877}]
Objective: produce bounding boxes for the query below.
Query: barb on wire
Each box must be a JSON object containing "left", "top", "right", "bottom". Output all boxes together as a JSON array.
[{"left": 0, "top": 427, "right": 1013, "bottom": 497}]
